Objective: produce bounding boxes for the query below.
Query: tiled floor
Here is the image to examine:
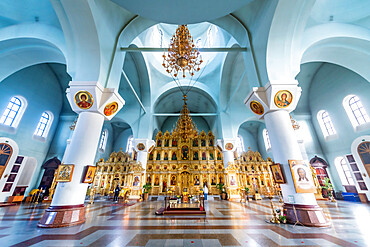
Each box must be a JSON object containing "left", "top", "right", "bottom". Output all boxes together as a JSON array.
[{"left": 0, "top": 197, "right": 369, "bottom": 246}]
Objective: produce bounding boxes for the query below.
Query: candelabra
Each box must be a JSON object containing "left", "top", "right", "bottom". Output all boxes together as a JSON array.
[{"left": 162, "top": 25, "right": 203, "bottom": 78}]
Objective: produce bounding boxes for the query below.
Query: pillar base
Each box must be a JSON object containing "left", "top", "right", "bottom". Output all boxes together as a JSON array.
[
  {"left": 37, "top": 204, "right": 86, "bottom": 228},
  {"left": 283, "top": 203, "right": 330, "bottom": 227}
]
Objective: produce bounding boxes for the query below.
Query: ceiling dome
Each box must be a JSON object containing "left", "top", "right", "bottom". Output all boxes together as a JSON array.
[{"left": 110, "top": 0, "right": 251, "bottom": 24}]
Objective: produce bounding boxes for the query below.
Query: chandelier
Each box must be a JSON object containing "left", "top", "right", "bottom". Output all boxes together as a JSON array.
[
  {"left": 162, "top": 25, "right": 203, "bottom": 78},
  {"left": 173, "top": 95, "right": 198, "bottom": 140}
]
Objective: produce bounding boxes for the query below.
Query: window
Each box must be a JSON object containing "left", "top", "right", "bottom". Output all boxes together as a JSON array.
[
  {"left": 151, "top": 26, "right": 163, "bottom": 48},
  {"left": 263, "top": 129, "right": 271, "bottom": 151},
  {"left": 207, "top": 26, "right": 218, "bottom": 47},
  {"left": 126, "top": 136, "right": 133, "bottom": 153},
  {"left": 99, "top": 129, "right": 108, "bottom": 152},
  {"left": 335, "top": 156, "right": 355, "bottom": 186},
  {"left": 317, "top": 110, "right": 336, "bottom": 139},
  {"left": 34, "top": 111, "right": 53, "bottom": 138},
  {"left": 343, "top": 95, "right": 370, "bottom": 130},
  {"left": 0, "top": 96, "right": 27, "bottom": 128},
  {"left": 196, "top": 38, "right": 202, "bottom": 48},
  {"left": 236, "top": 135, "right": 244, "bottom": 154}
]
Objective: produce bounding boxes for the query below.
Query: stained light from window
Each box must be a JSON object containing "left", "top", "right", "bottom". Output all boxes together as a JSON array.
[
  {"left": 126, "top": 136, "right": 134, "bottom": 153},
  {"left": 348, "top": 95, "right": 370, "bottom": 126},
  {"left": 0, "top": 97, "right": 22, "bottom": 127},
  {"left": 263, "top": 129, "right": 271, "bottom": 151},
  {"left": 34, "top": 112, "right": 50, "bottom": 137}
]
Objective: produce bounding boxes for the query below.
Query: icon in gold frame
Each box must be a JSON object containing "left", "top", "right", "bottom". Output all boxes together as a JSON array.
[
  {"left": 274, "top": 90, "right": 293, "bottom": 108},
  {"left": 74, "top": 91, "right": 93, "bottom": 109},
  {"left": 56, "top": 164, "right": 75, "bottom": 182}
]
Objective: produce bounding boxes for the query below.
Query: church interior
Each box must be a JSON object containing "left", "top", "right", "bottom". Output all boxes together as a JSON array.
[{"left": 0, "top": 0, "right": 369, "bottom": 246}]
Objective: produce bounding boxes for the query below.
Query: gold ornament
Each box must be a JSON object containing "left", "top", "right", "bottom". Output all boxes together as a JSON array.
[
  {"left": 162, "top": 25, "right": 203, "bottom": 78},
  {"left": 173, "top": 95, "right": 198, "bottom": 141}
]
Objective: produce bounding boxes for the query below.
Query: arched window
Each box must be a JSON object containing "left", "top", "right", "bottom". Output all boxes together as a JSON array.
[
  {"left": 126, "top": 136, "right": 133, "bottom": 153},
  {"left": 34, "top": 111, "right": 53, "bottom": 138},
  {"left": 236, "top": 135, "right": 244, "bottom": 154},
  {"left": 152, "top": 26, "right": 163, "bottom": 48},
  {"left": 263, "top": 129, "right": 271, "bottom": 152},
  {"left": 0, "top": 96, "right": 27, "bottom": 128},
  {"left": 317, "top": 110, "right": 336, "bottom": 139},
  {"left": 343, "top": 95, "right": 370, "bottom": 130},
  {"left": 334, "top": 156, "right": 354, "bottom": 186},
  {"left": 98, "top": 129, "right": 108, "bottom": 152},
  {"left": 196, "top": 38, "right": 202, "bottom": 48}
]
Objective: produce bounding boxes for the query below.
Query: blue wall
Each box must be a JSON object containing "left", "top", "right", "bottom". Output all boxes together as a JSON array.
[
  {"left": 112, "top": 128, "right": 133, "bottom": 153},
  {"left": 237, "top": 121, "right": 273, "bottom": 160},
  {"left": 46, "top": 115, "right": 76, "bottom": 161},
  {"left": 0, "top": 64, "right": 65, "bottom": 193},
  {"left": 238, "top": 128, "right": 258, "bottom": 152},
  {"left": 307, "top": 63, "right": 370, "bottom": 191}
]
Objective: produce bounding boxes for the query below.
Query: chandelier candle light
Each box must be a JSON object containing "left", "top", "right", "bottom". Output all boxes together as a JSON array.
[{"left": 163, "top": 25, "right": 203, "bottom": 78}]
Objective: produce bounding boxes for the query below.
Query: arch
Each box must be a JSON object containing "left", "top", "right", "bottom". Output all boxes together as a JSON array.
[
  {"left": 0, "top": 24, "right": 67, "bottom": 83},
  {"left": 107, "top": 14, "right": 257, "bottom": 90},
  {"left": 121, "top": 44, "right": 151, "bottom": 107},
  {"left": 301, "top": 23, "right": 370, "bottom": 82},
  {"left": 106, "top": 16, "right": 158, "bottom": 89},
  {"left": 266, "top": 0, "right": 315, "bottom": 83},
  {"left": 51, "top": 0, "right": 105, "bottom": 82},
  {"left": 153, "top": 85, "right": 217, "bottom": 133},
  {"left": 153, "top": 82, "right": 218, "bottom": 112},
  {"left": 237, "top": 119, "right": 265, "bottom": 155},
  {"left": 0, "top": 137, "right": 19, "bottom": 202},
  {"left": 219, "top": 43, "right": 252, "bottom": 112}
]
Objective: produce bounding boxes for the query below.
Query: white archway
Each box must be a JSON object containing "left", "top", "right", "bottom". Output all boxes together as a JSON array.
[{"left": 300, "top": 23, "right": 370, "bottom": 82}]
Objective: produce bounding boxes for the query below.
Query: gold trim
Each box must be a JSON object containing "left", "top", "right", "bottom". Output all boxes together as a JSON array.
[
  {"left": 104, "top": 102, "right": 118, "bottom": 116},
  {"left": 274, "top": 90, "right": 293, "bottom": 109},
  {"left": 74, "top": 91, "right": 93, "bottom": 109},
  {"left": 250, "top": 100, "right": 264, "bottom": 115}
]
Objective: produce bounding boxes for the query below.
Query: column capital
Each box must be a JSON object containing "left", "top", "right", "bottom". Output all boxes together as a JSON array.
[
  {"left": 216, "top": 138, "right": 237, "bottom": 152},
  {"left": 244, "top": 81, "right": 301, "bottom": 119},
  {"left": 66, "top": 81, "right": 125, "bottom": 120},
  {"left": 132, "top": 139, "right": 155, "bottom": 152}
]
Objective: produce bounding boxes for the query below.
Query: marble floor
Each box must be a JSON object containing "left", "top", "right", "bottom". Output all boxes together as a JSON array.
[{"left": 0, "top": 197, "right": 369, "bottom": 247}]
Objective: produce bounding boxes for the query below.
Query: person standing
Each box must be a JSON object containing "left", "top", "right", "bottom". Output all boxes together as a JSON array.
[
  {"left": 114, "top": 185, "right": 121, "bottom": 202},
  {"left": 203, "top": 185, "right": 208, "bottom": 200}
]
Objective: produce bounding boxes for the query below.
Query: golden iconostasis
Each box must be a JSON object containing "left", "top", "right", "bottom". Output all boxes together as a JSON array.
[{"left": 93, "top": 129, "right": 277, "bottom": 198}]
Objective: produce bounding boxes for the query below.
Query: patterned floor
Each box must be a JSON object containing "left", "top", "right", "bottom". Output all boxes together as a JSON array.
[{"left": 0, "top": 197, "right": 369, "bottom": 246}]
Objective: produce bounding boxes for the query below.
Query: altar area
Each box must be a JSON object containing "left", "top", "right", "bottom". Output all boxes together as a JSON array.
[
  {"left": 92, "top": 130, "right": 279, "bottom": 201},
  {"left": 46, "top": 97, "right": 326, "bottom": 204},
  {"left": 155, "top": 192, "right": 206, "bottom": 215}
]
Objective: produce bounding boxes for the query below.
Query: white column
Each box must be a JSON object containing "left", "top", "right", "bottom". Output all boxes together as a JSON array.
[
  {"left": 264, "top": 110, "right": 316, "bottom": 205},
  {"left": 223, "top": 151, "right": 234, "bottom": 168},
  {"left": 51, "top": 112, "right": 104, "bottom": 206},
  {"left": 217, "top": 138, "right": 236, "bottom": 168},
  {"left": 133, "top": 139, "right": 155, "bottom": 182},
  {"left": 137, "top": 151, "right": 148, "bottom": 170}
]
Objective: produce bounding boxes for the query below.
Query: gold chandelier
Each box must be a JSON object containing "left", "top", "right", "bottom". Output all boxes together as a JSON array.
[
  {"left": 162, "top": 25, "right": 203, "bottom": 78},
  {"left": 173, "top": 95, "right": 198, "bottom": 140}
]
